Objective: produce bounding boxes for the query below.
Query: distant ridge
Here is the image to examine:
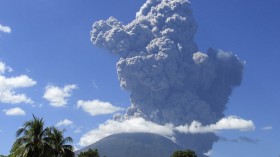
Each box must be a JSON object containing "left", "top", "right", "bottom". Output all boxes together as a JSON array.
[{"left": 76, "top": 133, "right": 184, "bottom": 157}]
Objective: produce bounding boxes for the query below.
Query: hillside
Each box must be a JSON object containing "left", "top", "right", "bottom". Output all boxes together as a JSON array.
[{"left": 76, "top": 133, "right": 184, "bottom": 157}]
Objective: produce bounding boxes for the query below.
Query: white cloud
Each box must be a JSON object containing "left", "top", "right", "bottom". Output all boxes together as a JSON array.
[
  {"left": 79, "top": 116, "right": 255, "bottom": 147},
  {"left": 0, "top": 62, "right": 6, "bottom": 74},
  {"left": 193, "top": 52, "right": 208, "bottom": 64},
  {"left": 79, "top": 117, "right": 174, "bottom": 146},
  {"left": 262, "top": 126, "right": 272, "bottom": 130},
  {"left": 3, "top": 107, "right": 26, "bottom": 116},
  {"left": 43, "top": 84, "right": 77, "bottom": 107},
  {"left": 77, "top": 99, "right": 124, "bottom": 116},
  {"left": 175, "top": 116, "right": 255, "bottom": 134},
  {"left": 56, "top": 119, "right": 74, "bottom": 127},
  {"left": 0, "top": 62, "right": 12, "bottom": 74},
  {"left": 0, "top": 75, "right": 36, "bottom": 104},
  {"left": 204, "top": 150, "right": 213, "bottom": 157},
  {"left": 0, "top": 24, "right": 11, "bottom": 33},
  {"left": 0, "top": 62, "right": 36, "bottom": 104}
]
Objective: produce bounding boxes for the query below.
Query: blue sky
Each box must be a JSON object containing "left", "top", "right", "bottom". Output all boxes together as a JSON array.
[{"left": 0, "top": 0, "right": 280, "bottom": 156}]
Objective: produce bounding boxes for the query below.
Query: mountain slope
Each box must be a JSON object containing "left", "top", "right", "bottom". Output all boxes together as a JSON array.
[{"left": 76, "top": 133, "right": 184, "bottom": 157}]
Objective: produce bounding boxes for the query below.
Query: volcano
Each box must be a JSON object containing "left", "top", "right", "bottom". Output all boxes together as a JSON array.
[{"left": 76, "top": 133, "right": 185, "bottom": 157}]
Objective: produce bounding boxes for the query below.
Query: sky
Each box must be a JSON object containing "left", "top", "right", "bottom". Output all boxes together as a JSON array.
[{"left": 0, "top": 0, "right": 280, "bottom": 156}]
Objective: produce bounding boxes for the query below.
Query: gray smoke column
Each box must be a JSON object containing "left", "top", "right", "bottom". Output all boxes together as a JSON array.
[{"left": 90, "top": 0, "right": 244, "bottom": 155}]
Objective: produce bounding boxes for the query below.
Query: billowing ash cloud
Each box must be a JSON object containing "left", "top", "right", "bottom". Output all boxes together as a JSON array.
[{"left": 90, "top": 0, "right": 244, "bottom": 155}]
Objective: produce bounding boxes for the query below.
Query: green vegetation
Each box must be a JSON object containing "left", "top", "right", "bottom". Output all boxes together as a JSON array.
[
  {"left": 9, "top": 115, "right": 74, "bottom": 157},
  {"left": 170, "top": 150, "right": 197, "bottom": 157},
  {"left": 77, "top": 148, "right": 101, "bottom": 157}
]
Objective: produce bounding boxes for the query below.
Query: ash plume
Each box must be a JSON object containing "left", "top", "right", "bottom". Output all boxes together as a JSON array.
[{"left": 90, "top": 0, "right": 244, "bottom": 155}]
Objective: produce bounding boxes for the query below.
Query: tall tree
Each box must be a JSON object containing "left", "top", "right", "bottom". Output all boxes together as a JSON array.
[
  {"left": 10, "top": 115, "right": 51, "bottom": 157},
  {"left": 47, "top": 126, "right": 74, "bottom": 157},
  {"left": 10, "top": 115, "right": 74, "bottom": 157},
  {"left": 171, "top": 150, "right": 197, "bottom": 157}
]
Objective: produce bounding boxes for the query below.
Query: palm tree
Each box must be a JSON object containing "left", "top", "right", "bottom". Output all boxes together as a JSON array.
[
  {"left": 47, "top": 126, "right": 74, "bottom": 157},
  {"left": 10, "top": 115, "right": 74, "bottom": 157},
  {"left": 10, "top": 115, "right": 51, "bottom": 157}
]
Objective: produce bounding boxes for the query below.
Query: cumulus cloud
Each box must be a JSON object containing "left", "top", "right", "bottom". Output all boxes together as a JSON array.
[
  {"left": 0, "top": 62, "right": 36, "bottom": 104},
  {"left": 79, "top": 116, "right": 254, "bottom": 147},
  {"left": 43, "top": 84, "right": 77, "bottom": 107},
  {"left": 56, "top": 119, "right": 74, "bottom": 127},
  {"left": 0, "top": 24, "right": 11, "bottom": 33},
  {"left": 3, "top": 107, "right": 26, "bottom": 116},
  {"left": 0, "top": 75, "right": 36, "bottom": 104},
  {"left": 175, "top": 116, "right": 255, "bottom": 134},
  {"left": 77, "top": 100, "right": 124, "bottom": 116}
]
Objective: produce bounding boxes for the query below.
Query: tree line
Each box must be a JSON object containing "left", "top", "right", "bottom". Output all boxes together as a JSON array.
[{"left": 1, "top": 115, "right": 197, "bottom": 157}]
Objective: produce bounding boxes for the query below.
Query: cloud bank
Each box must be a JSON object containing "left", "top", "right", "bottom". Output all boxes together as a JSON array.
[
  {"left": 3, "top": 107, "right": 26, "bottom": 116},
  {"left": 0, "top": 62, "right": 36, "bottom": 104},
  {"left": 79, "top": 116, "right": 254, "bottom": 147},
  {"left": 175, "top": 116, "right": 255, "bottom": 134},
  {"left": 43, "top": 84, "right": 77, "bottom": 107},
  {"left": 77, "top": 100, "right": 124, "bottom": 116}
]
